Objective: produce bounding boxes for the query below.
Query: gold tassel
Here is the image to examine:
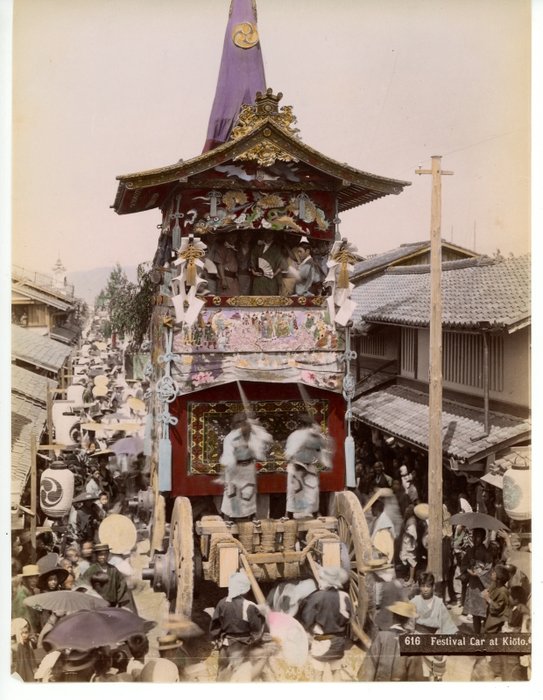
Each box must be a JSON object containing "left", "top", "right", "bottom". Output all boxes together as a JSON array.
[
  {"left": 186, "top": 260, "right": 196, "bottom": 286},
  {"left": 337, "top": 263, "right": 350, "bottom": 289}
]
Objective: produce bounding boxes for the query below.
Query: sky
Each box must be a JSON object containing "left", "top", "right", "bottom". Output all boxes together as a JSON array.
[{"left": 9, "top": 0, "right": 532, "bottom": 282}]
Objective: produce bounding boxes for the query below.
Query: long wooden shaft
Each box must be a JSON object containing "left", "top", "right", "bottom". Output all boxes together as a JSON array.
[
  {"left": 239, "top": 553, "right": 266, "bottom": 605},
  {"left": 30, "top": 432, "right": 37, "bottom": 549},
  {"left": 428, "top": 155, "right": 443, "bottom": 580}
]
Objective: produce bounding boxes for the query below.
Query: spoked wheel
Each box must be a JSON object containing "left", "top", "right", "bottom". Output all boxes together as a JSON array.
[
  {"left": 150, "top": 493, "right": 167, "bottom": 556},
  {"left": 335, "top": 490, "right": 373, "bottom": 646},
  {"left": 170, "top": 496, "right": 194, "bottom": 617}
]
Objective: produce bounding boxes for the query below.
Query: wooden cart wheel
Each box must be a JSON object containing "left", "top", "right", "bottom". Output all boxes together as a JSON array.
[
  {"left": 150, "top": 493, "right": 166, "bottom": 556},
  {"left": 170, "top": 496, "right": 194, "bottom": 617},
  {"left": 335, "top": 490, "right": 373, "bottom": 645}
]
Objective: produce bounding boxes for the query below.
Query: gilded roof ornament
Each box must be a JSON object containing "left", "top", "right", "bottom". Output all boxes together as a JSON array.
[{"left": 230, "top": 89, "right": 300, "bottom": 166}]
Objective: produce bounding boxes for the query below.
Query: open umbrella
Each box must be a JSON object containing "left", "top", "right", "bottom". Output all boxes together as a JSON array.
[
  {"left": 127, "top": 397, "right": 146, "bottom": 413},
  {"left": 110, "top": 435, "right": 144, "bottom": 456},
  {"left": 24, "top": 591, "right": 109, "bottom": 615},
  {"left": 449, "top": 512, "right": 510, "bottom": 531},
  {"left": 267, "top": 611, "right": 308, "bottom": 667},
  {"left": 42, "top": 608, "right": 154, "bottom": 651}
]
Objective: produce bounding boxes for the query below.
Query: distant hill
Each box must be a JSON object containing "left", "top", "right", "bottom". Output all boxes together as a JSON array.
[{"left": 67, "top": 265, "right": 138, "bottom": 305}]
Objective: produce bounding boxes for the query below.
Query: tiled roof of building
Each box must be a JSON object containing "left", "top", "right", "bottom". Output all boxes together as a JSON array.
[
  {"left": 352, "top": 254, "right": 530, "bottom": 331},
  {"left": 50, "top": 326, "right": 79, "bottom": 344},
  {"left": 352, "top": 241, "right": 429, "bottom": 278},
  {"left": 351, "top": 240, "right": 476, "bottom": 280},
  {"left": 11, "top": 365, "right": 58, "bottom": 403},
  {"left": 12, "top": 324, "right": 72, "bottom": 372},
  {"left": 352, "top": 385, "right": 531, "bottom": 464},
  {"left": 12, "top": 281, "right": 73, "bottom": 311}
]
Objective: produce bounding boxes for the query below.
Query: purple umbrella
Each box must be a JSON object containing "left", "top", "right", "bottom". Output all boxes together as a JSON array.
[
  {"left": 24, "top": 591, "right": 109, "bottom": 615},
  {"left": 110, "top": 435, "right": 144, "bottom": 456},
  {"left": 42, "top": 608, "right": 154, "bottom": 651}
]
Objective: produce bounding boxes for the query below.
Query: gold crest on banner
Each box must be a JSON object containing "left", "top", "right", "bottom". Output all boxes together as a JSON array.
[{"left": 232, "top": 22, "right": 259, "bottom": 49}]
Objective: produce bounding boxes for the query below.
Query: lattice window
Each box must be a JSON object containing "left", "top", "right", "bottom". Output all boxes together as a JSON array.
[
  {"left": 357, "top": 334, "right": 386, "bottom": 358},
  {"left": 401, "top": 327, "right": 416, "bottom": 377},
  {"left": 443, "top": 332, "right": 504, "bottom": 391}
]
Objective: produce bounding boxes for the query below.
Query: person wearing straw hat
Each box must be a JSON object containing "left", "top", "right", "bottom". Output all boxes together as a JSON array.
[
  {"left": 157, "top": 633, "right": 188, "bottom": 678},
  {"left": 37, "top": 564, "right": 69, "bottom": 593},
  {"left": 82, "top": 543, "right": 135, "bottom": 611},
  {"left": 12, "top": 565, "right": 41, "bottom": 633},
  {"left": 68, "top": 492, "right": 101, "bottom": 543},
  {"left": 357, "top": 600, "right": 424, "bottom": 681}
]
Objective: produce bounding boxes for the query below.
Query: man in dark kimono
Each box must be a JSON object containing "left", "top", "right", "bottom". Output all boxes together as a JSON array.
[
  {"left": 209, "top": 571, "right": 273, "bottom": 681},
  {"left": 82, "top": 543, "right": 135, "bottom": 611},
  {"left": 298, "top": 566, "right": 352, "bottom": 681},
  {"left": 249, "top": 231, "right": 284, "bottom": 295}
]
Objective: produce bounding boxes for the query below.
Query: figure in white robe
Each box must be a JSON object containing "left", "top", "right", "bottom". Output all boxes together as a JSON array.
[
  {"left": 285, "top": 415, "right": 333, "bottom": 517},
  {"left": 220, "top": 413, "right": 272, "bottom": 520}
]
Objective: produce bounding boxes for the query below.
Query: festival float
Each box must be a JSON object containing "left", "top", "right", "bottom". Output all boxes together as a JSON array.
[{"left": 111, "top": 0, "right": 410, "bottom": 645}]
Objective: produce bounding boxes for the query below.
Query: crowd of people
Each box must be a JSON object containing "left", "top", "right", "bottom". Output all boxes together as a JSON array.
[
  {"left": 10, "top": 322, "right": 167, "bottom": 682},
  {"left": 10, "top": 318, "right": 532, "bottom": 683},
  {"left": 349, "top": 427, "right": 532, "bottom": 681}
]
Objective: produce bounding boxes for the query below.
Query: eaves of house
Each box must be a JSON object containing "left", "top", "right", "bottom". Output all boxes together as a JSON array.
[
  {"left": 352, "top": 254, "right": 530, "bottom": 333},
  {"left": 352, "top": 385, "right": 530, "bottom": 466},
  {"left": 11, "top": 324, "right": 72, "bottom": 373}
]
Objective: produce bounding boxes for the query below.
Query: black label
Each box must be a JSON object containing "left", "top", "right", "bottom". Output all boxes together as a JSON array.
[{"left": 399, "top": 633, "right": 531, "bottom": 655}]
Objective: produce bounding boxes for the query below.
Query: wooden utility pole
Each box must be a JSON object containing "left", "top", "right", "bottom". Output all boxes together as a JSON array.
[
  {"left": 415, "top": 156, "right": 453, "bottom": 582},
  {"left": 30, "top": 432, "right": 37, "bottom": 549}
]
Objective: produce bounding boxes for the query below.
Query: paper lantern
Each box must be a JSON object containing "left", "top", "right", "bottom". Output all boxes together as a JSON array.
[
  {"left": 66, "top": 384, "right": 85, "bottom": 404},
  {"left": 503, "top": 466, "right": 531, "bottom": 521},
  {"left": 40, "top": 461, "right": 74, "bottom": 518},
  {"left": 52, "top": 402, "right": 79, "bottom": 444}
]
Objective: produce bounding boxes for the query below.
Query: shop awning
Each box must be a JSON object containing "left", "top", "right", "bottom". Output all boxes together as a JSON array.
[{"left": 351, "top": 385, "right": 531, "bottom": 465}]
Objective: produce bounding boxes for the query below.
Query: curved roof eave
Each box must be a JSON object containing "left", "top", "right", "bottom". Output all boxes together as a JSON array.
[{"left": 112, "top": 120, "right": 411, "bottom": 214}]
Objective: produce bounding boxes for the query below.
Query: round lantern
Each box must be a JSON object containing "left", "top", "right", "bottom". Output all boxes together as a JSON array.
[
  {"left": 503, "top": 463, "right": 531, "bottom": 521},
  {"left": 40, "top": 461, "right": 74, "bottom": 518}
]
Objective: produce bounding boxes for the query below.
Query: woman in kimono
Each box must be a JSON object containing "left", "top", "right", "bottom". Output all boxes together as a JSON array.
[
  {"left": 482, "top": 564, "right": 511, "bottom": 633},
  {"left": 460, "top": 527, "right": 493, "bottom": 633}
]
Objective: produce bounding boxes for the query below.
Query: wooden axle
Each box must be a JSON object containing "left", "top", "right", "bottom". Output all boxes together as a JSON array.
[{"left": 195, "top": 515, "right": 338, "bottom": 536}]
